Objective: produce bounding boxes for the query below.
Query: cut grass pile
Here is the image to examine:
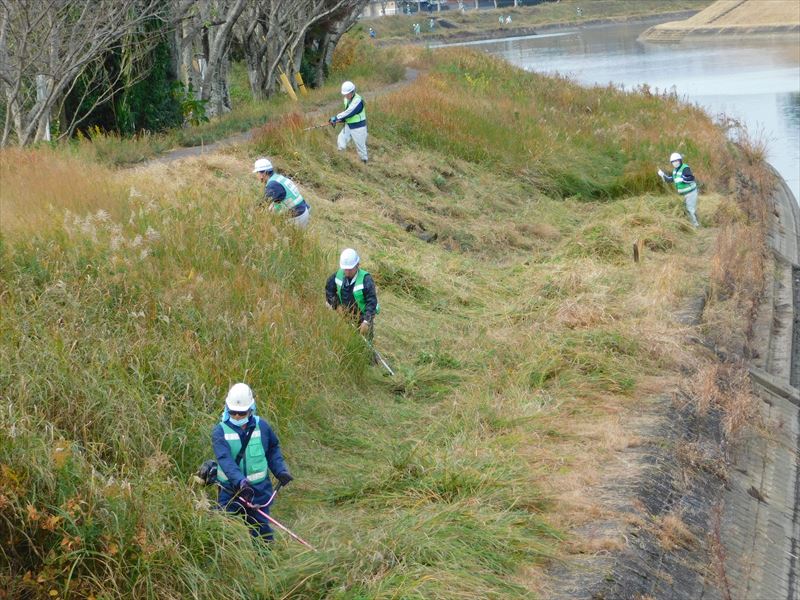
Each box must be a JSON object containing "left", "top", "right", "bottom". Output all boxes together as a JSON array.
[{"left": 0, "top": 39, "right": 771, "bottom": 599}]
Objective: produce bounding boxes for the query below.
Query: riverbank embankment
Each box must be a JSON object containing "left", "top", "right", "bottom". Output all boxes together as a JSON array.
[
  {"left": 641, "top": 0, "right": 800, "bottom": 41},
  {"left": 371, "top": 0, "right": 711, "bottom": 46},
  {"left": 545, "top": 166, "right": 800, "bottom": 600},
  {"left": 721, "top": 168, "right": 800, "bottom": 599}
]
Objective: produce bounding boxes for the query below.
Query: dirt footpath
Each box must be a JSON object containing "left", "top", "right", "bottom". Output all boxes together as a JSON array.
[{"left": 149, "top": 68, "right": 419, "bottom": 166}]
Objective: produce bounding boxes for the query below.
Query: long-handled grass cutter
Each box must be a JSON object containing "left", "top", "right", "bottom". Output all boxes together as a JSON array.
[{"left": 194, "top": 461, "right": 316, "bottom": 551}]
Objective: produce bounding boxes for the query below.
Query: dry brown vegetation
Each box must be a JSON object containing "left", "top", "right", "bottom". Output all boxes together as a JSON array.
[{"left": 656, "top": 512, "right": 698, "bottom": 551}]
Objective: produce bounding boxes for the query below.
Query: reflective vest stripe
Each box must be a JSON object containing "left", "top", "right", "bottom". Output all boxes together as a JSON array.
[
  {"left": 247, "top": 470, "right": 268, "bottom": 482},
  {"left": 225, "top": 430, "right": 260, "bottom": 441}
]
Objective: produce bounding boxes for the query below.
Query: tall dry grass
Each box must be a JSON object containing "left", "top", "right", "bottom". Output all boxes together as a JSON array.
[
  {"left": 0, "top": 149, "right": 127, "bottom": 236},
  {"left": 371, "top": 50, "right": 734, "bottom": 201},
  {"left": 705, "top": 135, "right": 773, "bottom": 360}
]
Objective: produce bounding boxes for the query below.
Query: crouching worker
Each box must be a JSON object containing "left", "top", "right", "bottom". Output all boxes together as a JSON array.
[
  {"left": 325, "top": 248, "right": 379, "bottom": 340},
  {"left": 253, "top": 158, "right": 310, "bottom": 228},
  {"left": 212, "top": 382, "right": 293, "bottom": 541}
]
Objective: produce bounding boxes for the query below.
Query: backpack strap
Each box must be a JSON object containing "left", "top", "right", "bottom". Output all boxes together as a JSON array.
[{"left": 233, "top": 421, "right": 257, "bottom": 466}]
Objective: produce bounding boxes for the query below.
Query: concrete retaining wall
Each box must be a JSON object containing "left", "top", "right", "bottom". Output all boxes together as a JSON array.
[{"left": 717, "top": 170, "right": 800, "bottom": 599}]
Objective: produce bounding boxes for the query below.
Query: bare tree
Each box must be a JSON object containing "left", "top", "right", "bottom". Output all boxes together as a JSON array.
[
  {"left": 304, "top": 1, "right": 367, "bottom": 89},
  {"left": 0, "top": 0, "right": 369, "bottom": 144},
  {"left": 0, "top": 0, "right": 167, "bottom": 146},
  {"left": 233, "top": 0, "right": 367, "bottom": 99},
  {"left": 172, "top": 0, "right": 248, "bottom": 117}
]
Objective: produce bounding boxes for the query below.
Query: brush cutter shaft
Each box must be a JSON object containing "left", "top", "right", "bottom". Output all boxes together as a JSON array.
[
  {"left": 249, "top": 504, "right": 316, "bottom": 551},
  {"left": 360, "top": 334, "right": 395, "bottom": 376},
  {"left": 217, "top": 482, "right": 315, "bottom": 550}
]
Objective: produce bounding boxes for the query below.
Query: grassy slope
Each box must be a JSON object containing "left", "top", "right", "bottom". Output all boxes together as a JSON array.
[
  {"left": 0, "top": 39, "right": 765, "bottom": 599},
  {"left": 367, "top": 0, "right": 713, "bottom": 42}
]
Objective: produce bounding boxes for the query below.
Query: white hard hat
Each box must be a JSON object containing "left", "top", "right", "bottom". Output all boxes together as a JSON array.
[
  {"left": 253, "top": 158, "right": 273, "bottom": 173},
  {"left": 669, "top": 152, "right": 683, "bottom": 163},
  {"left": 341, "top": 81, "right": 356, "bottom": 95},
  {"left": 339, "top": 248, "right": 360, "bottom": 270},
  {"left": 225, "top": 383, "right": 255, "bottom": 412}
]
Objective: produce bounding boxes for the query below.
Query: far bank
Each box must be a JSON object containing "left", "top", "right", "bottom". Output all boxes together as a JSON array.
[
  {"left": 367, "top": 0, "right": 712, "bottom": 45},
  {"left": 641, "top": 0, "right": 800, "bottom": 41}
]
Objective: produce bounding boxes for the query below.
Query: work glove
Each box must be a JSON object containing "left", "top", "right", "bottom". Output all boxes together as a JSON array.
[
  {"left": 329, "top": 116, "right": 337, "bottom": 126},
  {"left": 359, "top": 320, "right": 370, "bottom": 335},
  {"left": 237, "top": 479, "right": 255, "bottom": 502},
  {"left": 657, "top": 169, "right": 665, "bottom": 179},
  {"left": 276, "top": 472, "right": 294, "bottom": 486},
  {"left": 325, "top": 302, "right": 333, "bottom": 310}
]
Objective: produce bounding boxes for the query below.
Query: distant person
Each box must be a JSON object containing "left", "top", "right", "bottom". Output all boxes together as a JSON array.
[
  {"left": 429, "top": 18, "right": 435, "bottom": 30},
  {"left": 212, "top": 383, "right": 293, "bottom": 541},
  {"left": 499, "top": 16, "right": 503, "bottom": 24},
  {"left": 505, "top": 15, "right": 512, "bottom": 24},
  {"left": 330, "top": 80, "right": 368, "bottom": 164},
  {"left": 369, "top": 27, "right": 376, "bottom": 38},
  {"left": 576, "top": 6, "right": 582, "bottom": 17},
  {"left": 658, "top": 152, "right": 700, "bottom": 228},
  {"left": 253, "top": 158, "right": 310, "bottom": 228},
  {"left": 326, "top": 248, "right": 379, "bottom": 340}
]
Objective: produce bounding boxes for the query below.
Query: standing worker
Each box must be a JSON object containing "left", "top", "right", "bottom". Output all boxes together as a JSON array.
[
  {"left": 330, "top": 81, "right": 368, "bottom": 164},
  {"left": 658, "top": 152, "right": 700, "bottom": 228},
  {"left": 325, "top": 248, "right": 379, "bottom": 339},
  {"left": 253, "top": 158, "right": 311, "bottom": 228},
  {"left": 212, "top": 383, "right": 294, "bottom": 541}
]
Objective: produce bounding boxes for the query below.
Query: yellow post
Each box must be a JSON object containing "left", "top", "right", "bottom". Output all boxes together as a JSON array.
[
  {"left": 294, "top": 72, "right": 308, "bottom": 96},
  {"left": 279, "top": 70, "right": 298, "bottom": 101}
]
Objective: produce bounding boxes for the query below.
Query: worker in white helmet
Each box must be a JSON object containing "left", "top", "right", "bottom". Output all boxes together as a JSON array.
[
  {"left": 658, "top": 152, "right": 700, "bottom": 227},
  {"left": 211, "top": 383, "right": 293, "bottom": 540},
  {"left": 325, "top": 248, "right": 380, "bottom": 338},
  {"left": 253, "top": 158, "right": 310, "bottom": 228},
  {"left": 329, "top": 81, "right": 368, "bottom": 164}
]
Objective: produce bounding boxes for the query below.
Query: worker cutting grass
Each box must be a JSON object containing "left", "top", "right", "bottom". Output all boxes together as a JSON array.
[
  {"left": 329, "top": 80, "right": 369, "bottom": 163},
  {"left": 0, "top": 34, "right": 773, "bottom": 599},
  {"left": 658, "top": 151, "right": 700, "bottom": 227},
  {"left": 253, "top": 157, "right": 311, "bottom": 228}
]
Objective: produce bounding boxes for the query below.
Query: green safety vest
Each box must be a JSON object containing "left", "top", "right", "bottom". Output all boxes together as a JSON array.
[
  {"left": 217, "top": 418, "right": 269, "bottom": 485},
  {"left": 672, "top": 163, "right": 697, "bottom": 195},
  {"left": 335, "top": 268, "right": 380, "bottom": 315},
  {"left": 267, "top": 174, "right": 304, "bottom": 214},
  {"left": 343, "top": 94, "right": 366, "bottom": 126}
]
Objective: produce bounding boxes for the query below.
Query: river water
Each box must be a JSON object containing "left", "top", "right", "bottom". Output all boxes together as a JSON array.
[{"left": 443, "top": 20, "right": 800, "bottom": 200}]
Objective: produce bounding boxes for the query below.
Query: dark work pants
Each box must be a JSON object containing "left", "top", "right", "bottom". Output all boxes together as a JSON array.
[{"left": 222, "top": 497, "right": 274, "bottom": 541}]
